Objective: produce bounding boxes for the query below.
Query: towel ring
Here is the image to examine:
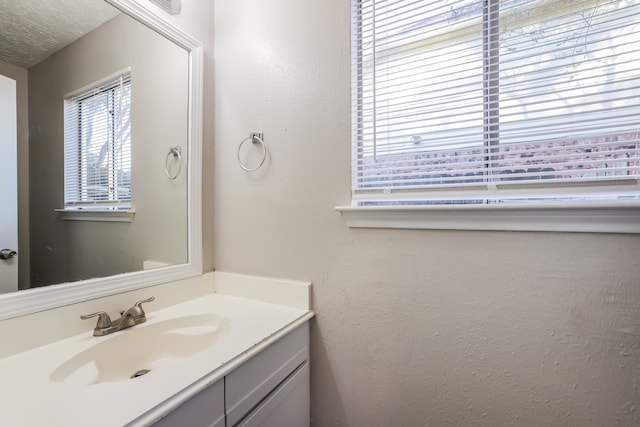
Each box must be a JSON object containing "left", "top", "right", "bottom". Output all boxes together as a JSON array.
[
  {"left": 237, "top": 133, "right": 266, "bottom": 172},
  {"left": 165, "top": 147, "right": 182, "bottom": 179}
]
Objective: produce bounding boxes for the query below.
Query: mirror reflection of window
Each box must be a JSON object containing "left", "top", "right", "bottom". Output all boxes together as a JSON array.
[{"left": 63, "top": 72, "right": 132, "bottom": 211}]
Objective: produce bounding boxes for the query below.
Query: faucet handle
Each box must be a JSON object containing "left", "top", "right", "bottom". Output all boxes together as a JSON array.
[
  {"left": 134, "top": 296, "right": 155, "bottom": 315},
  {"left": 80, "top": 311, "right": 112, "bottom": 329}
]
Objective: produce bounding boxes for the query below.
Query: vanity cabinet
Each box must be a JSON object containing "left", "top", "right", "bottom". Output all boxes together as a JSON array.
[
  {"left": 226, "top": 322, "right": 310, "bottom": 427},
  {"left": 152, "top": 322, "right": 310, "bottom": 427}
]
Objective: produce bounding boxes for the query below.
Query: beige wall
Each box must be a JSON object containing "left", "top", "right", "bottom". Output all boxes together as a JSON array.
[
  {"left": 212, "top": 1, "right": 640, "bottom": 426},
  {"left": 0, "top": 60, "right": 30, "bottom": 290},
  {"left": 28, "top": 12, "right": 188, "bottom": 287}
]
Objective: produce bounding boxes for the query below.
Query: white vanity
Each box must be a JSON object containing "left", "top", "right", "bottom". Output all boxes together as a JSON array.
[
  {"left": 153, "top": 318, "right": 310, "bottom": 427},
  {"left": 0, "top": 272, "right": 314, "bottom": 426}
]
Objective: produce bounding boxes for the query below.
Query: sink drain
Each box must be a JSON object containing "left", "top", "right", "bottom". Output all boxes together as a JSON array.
[{"left": 131, "top": 369, "right": 151, "bottom": 379}]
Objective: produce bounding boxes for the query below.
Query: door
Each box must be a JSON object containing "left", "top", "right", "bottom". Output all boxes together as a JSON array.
[{"left": 0, "top": 74, "right": 18, "bottom": 293}]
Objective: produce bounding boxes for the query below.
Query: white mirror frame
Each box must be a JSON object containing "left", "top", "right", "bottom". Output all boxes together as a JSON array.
[{"left": 0, "top": 0, "right": 203, "bottom": 321}]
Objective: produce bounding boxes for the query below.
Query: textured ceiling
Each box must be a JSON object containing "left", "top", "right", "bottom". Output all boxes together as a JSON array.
[{"left": 0, "top": 0, "right": 121, "bottom": 69}]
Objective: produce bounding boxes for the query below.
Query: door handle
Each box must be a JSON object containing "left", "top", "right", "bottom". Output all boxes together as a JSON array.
[{"left": 0, "top": 249, "right": 17, "bottom": 260}]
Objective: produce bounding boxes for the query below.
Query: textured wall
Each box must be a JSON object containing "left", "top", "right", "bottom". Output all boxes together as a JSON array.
[{"left": 212, "top": 0, "right": 640, "bottom": 426}]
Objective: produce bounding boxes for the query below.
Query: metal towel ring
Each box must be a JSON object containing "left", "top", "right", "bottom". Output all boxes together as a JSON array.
[
  {"left": 165, "top": 146, "right": 182, "bottom": 179},
  {"left": 237, "top": 133, "right": 266, "bottom": 172}
]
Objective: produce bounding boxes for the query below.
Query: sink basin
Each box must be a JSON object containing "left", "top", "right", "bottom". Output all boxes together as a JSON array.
[{"left": 50, "top": 314, "right": 228, "bottom": 387}]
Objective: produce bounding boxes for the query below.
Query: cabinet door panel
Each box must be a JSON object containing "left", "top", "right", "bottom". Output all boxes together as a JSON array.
[
  {"left": 226, "top": 324, "right": 309, "bottom": 426},
  {"left": 237, "top": 362, "right": 310, "bottom": 427}
]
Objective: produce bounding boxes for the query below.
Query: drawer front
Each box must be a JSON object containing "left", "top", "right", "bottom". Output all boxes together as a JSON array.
[
  {"left": 152, "top": 379, "right": 225, "bottom": 427},
  {"left": 226, "top": 323, "right": 309, "bottom": 426}
]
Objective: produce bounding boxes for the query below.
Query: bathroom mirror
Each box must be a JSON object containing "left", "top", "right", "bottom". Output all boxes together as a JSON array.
[{"left": 0, "top": 0, "right": 202, "bottom": 320}]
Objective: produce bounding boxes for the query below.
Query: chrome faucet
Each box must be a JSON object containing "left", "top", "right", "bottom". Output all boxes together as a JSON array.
[{"left": 81, "top": 297, "right": 155, "bottom": 336}]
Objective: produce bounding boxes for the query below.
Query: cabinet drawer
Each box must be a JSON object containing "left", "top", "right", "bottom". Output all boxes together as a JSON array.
[
  {"left": 152, "top": 379, "right": 225, "bottom": 427},
  {"left": 225, "top": 323, "right": 309, "bottom": 426}
]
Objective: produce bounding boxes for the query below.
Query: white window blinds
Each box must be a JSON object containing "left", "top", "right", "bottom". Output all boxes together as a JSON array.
[
  {"left": 351, "top": 0, "right": 640, "bottom": 205},
  {"left": 64, "top": 73, "right": 132, "bottom": 208}
]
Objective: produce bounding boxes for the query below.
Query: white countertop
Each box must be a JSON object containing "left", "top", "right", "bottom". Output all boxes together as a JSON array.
[{"left": 0, "top": 273, "right": 313, "bottom": 427}]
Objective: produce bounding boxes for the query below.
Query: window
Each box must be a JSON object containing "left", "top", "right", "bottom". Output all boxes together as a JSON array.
[
  {"left": 63, "top": 72, "right": 132, "bottom": 211},
  {"left": 350, "top": 0, "right": 640, "bottom": 208}
]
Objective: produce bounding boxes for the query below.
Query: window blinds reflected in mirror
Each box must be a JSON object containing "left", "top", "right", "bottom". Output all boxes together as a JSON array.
[{"left": 63, "top": 71, "right": 132, "bottom": 210}]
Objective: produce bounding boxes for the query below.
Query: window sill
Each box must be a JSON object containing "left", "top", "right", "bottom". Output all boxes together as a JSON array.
[
  {"left": 55, "top": 208, "right": 135, "bottom": 223},
  {"left": 335, "top": 202, "right": 640, "bottom": 234}
]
